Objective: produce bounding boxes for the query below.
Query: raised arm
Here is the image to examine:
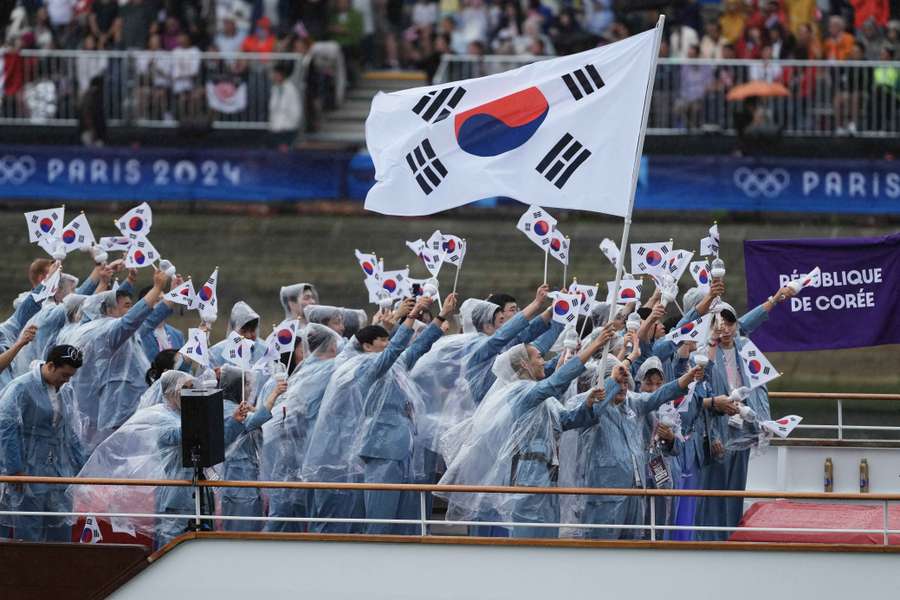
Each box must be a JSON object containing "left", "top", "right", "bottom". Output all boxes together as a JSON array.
[
  {"left": 0, "top": 326, "right": 37, "bottom": 375},
  {"left": 402, "top": 294, "right": 458, "bottom": 370},
  {"left": 632, "top": 365, "right": 705, "bottom": 416},
  {"left": 107, "top": 269, "right": 168, "bottom": 350},
  {"left": 478, "top": 285, "right": 550, "bottom": 359}
]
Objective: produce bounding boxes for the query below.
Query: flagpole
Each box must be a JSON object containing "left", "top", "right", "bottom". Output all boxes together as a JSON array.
[
  {"left": 452, "top": 239, "right": 465, "bottom": 294},
  {"left": 543, "top": 247, "right": 549, "bottom": 286},
  {"left": 596, "top": 15, "right": 666, "bottom": 391},
  {"left": 563, "top": 237, "right": 570, "bottom": 289}
]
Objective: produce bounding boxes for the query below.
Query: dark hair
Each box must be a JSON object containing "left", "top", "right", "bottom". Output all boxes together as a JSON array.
[
  {"left": 240, "top": 318, "right": 259, "bottom": 333},
  {"left": 355, "top": 325, "right": 390, "bottom": 347},
  {"left": 720, "top": 309, "right": 738, "bottom": 323},
  {"left": 116, "top": 289, "right": 133, "bottom": 302},
  {"left": 46, "top": 345, "right": 84, "bottom": 369},
  {"left": 273, "top": 61, "right": 293, "bottom": 78},
  {"left": 576, "top": 315, "right": 593, "bottom": 338},
  {"left": 636, "top": 306, "right": 652, "bottom": 320},
  {"left": 486, "top": 293, "right": 516, "bottom": 308},
  {"left": 146, "top": 349, "right": 179, "bottom": 385},
  {"left": 280, "top": 337, "right": 304, "bottom": 374},
  {"left": 662, "top": 315, "right": 680, "bottom": 333}
]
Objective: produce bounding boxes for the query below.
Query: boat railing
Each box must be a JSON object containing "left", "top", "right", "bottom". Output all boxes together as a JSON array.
[
  {"left": 769, "top": 392, "right": 900, "bottom": 441},
  {"left": 2, "top": 476, "right": 899, "bottom": 546}
]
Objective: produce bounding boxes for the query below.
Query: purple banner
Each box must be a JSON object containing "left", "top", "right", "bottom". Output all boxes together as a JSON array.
[{"left": 744, "top": 234, "right": 900, "bottom": 352}]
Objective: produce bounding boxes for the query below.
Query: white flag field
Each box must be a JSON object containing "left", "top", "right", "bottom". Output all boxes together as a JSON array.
[{"left": 364, "top": 24, "right": 659, "bottom": 216}]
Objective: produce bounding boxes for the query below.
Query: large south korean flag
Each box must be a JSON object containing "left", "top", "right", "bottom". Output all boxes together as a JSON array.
[{"left": 365, "top": 23, "right": 659, "bottom": 217}]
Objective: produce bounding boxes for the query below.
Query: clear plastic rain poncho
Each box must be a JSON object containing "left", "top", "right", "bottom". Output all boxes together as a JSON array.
[
  {"left": 58, "top": 289, "right": 152, "bottom": 449},
  {"left": 436, "top": 345, "right": 577, "bottom": 527},
  {"left": 259, "top": 325, "right": 342, "bottom": 522},
  {"left": 68, "top": 371, "right": 197, "bottom": 545},
  {"left": 303, "top": 305, "right": 344, "bottom": 332},
  {"left": 340, "top": 308, "right": 368, "bottom": 339},
  {"left": 0, "top": 362, "right": 86, "bottom": 535},
  {"left": 279, "top": 283, "right": 319, "bottom": 319},
  {"left": 209, "top": 301, "right": 267, "bottom": 368},
  {"left": 409, "top": 299, "right": 501, "bottom": 454},
  {"left": 11, "top": 274, "right": 80, "bottom": 377}
]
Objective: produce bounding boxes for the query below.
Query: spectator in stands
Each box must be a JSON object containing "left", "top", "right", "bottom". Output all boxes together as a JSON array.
[
  {"left": 824, "top": 15, "right": 856, "bottom": 59},
  {"left": 172, "top": 32, "right": 202, "bottom": 120},
  {"left": 135, "top": 33, "right": 173, "bottom": 120},
  {"left": 440, "top": 15, "right": 468, "bottom": 56},
  {"left": 794, "top": 22, "right": 823, "bottom": 58},
  {"left": 32, "top": 8, "right": 56, "bottom": 50},
  {"left": 785, "top": 0, "right": 817, "bottom": 37},
  {"left": 583, "top": 0, "right": 614, "bottom": 38},
  {"left": 242, "top": 16, "right": 276, "bottom": 54},
  {"left": 328, "top": 0, "right": 364, "bottom": 81},
  {"left": 669, "top": 18, "right": 701, "bottom": 59},
  {"left": 215, "top": 15, "right": 247, "bottom": 59},
  {"left": 675, "top": 44, "right": 713, "bottom": 130},
  {"left": 833, "top": 40, "right": 866, "bottom": 134},
  {"left": 720, "top": 0, "right": 749, "bottom": 45},
  {"left": 858, "top": 16, "right": 887, "bottom": 60},
  {"left": 269, "top": 62, "right": 301, "bottom": 149},
  {"left": 550, "top": 8, "right": 592, "bottom": 56},
  {"left": 118, "top": 0, "right": 156, "bottom": 51},
  {"left": 749, "top": 44, "right": 784, "bottom": 82},
  {"left": 89, "top": 0, "right": 120, "bottom": 49},
  {"left": 737, "top": 25, "right": 765, "bottom": 58},
  {"left": 869, "top": 44, "right": 899, "bottom": 129},
  {"left": 76, "top": 34, "right": 108, "bottom": 145},
  {"left": 850, "top": 0, "right": 890, "bottom": 30},
  {"left": 353, "top": 0, "right": 376, "bottom": 66},
  {"left": 421, "top": 33, "right": 450, "bottom": 84},
  {"left": 458, "top": 0, "right": 490, "bottom": 52},
  {"left": 701, "top": 20, "right": 726, "bottom": 59},
  {"left": 46, "top": 0, "right": 77, "bottom": 30}
]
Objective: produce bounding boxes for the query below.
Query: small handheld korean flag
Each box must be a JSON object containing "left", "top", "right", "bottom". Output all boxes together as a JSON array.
[
  {"left": 380, "top": 268, "right": 411, "bottom": 299},
  {"left": 408, "top": 277, "right": 440, "bottom": 299},
  {"left": 355, "top": 249, "right": 382, "bottom": 282},
  {"left": 516, "top": 205, "right": 558, "bottom": 250},
  {"left": 549, "top": 291, "right": 580, "bottom": 325},
  {"left": 273, "top": 319, "right": 299, "bottom": 353},
  {"left": 700, "top": 223, "right": 719, "bottom": 257},
  {"left": 37, "top": 235, "right": 67, "bottom": 260},
  {"left": 59, "top": 213, "right": 96, "bottom": 253},
  {"left": 440, "top": 233, "right": 466, "bottom": 267},
  {"left": 115, "top": 202, "right": 153, "bottom": 240},
  {"left": 568, "top": 282, "right": 598, "bottom": 316},
  {"left": 365, "top": 277, "right": 391, "bottom": 305},
  {"left": 179, "top": 328, "right": 210, "bottom": 368},
  {"left": 630, "top": 242, "right": 670, "bottom": 277},
  {"left": 739, "top": 340, "right": 780, "bottom": 388},
  {"left": 664, "top": 249, "right": 694, "bottom": 282},
  {"left": 787, "top": 266, "right": 821, "bottom": 293},
  {"left": 689, "top": 260, "right": 711, "bottom": 291},
  {"left": 664, "top": 313, "right": 712, "bottom": 344},
  {"left": 99, "top": 236, "right": 132, "bottom": 252},
  {"left": 364, "top": 25, "right": 659, "bottom": 217},
  {"left": 196, "top": 269, "right": 219, "bottom": 322},
  {"left": 222, "top": 331, "right": 254, "bottom": 370},
  {"left": 125, "top": 236, "right": 159, "bottom": 269},
  {"left": 670, "top": 380, "right": 698, "bottom": 413},
  {"left": 32, "top": 267, "right": 61, "bottom": 303},
  {"left": 165, "top": 279, "right": 197, "bottom": 308},
  {"left": 607, "top": 278, "right": 642, "bottom": 305},
  {"left": 760, "top": 415, "right": 803, "bottom": 439},
  {"left": 599, "top": 238, "right": 620, "bottom": 268},
  {"left": 79, "top": 516, "right": 103, "bottom": 544},
  {"left": 24, "top": 207, "right": 64, "bottom": 243},
  {"left": 406, "top": 237, "right": 442, "bottom": 277},
  {"left": 549, "top": 229, "right": 569, "bottom": 265}
]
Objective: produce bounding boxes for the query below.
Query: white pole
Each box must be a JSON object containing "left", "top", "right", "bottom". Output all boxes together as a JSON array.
[
  {"left": 543, "top": 247, "right": 549, "bottom": 286},
  {"left": 563, "top": 237, "right": 570, "bottom": 290},
  {"left": 597, "top": 15, "right": 666, "bottom": 391}
]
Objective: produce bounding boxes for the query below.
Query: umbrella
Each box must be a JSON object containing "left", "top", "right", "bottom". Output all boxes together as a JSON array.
[{"left": 727, "top": 81, "right": 790, "bottom": 101}]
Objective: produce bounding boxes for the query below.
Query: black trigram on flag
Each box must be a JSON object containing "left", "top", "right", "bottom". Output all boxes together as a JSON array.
[
  {"left": 561, "top": 65, "right": 605, "bottom": 101},
  {"left": 536, "top": 134, "right": 591, "bottom": 189},
  {"left": 412, "top": 86, "right": 466, "bottom": 124},
  {"left": 406, "top": 139, "right": 448, "bottom": 195}
]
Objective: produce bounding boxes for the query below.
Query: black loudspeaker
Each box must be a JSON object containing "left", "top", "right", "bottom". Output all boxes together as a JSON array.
[{"left": 180, "top": 388, "right": 225, "bottom": 468}]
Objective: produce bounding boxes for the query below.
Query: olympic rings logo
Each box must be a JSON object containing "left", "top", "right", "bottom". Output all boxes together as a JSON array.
[
  {"left": 0, "top": 155, "right": 37, "bottom": 185},
  {"left": 733, "top": 167, "right": 790, "bottom": 198}
]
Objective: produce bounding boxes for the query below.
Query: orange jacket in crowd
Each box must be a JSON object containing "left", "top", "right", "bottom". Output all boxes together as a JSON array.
[{"left": 850, "top": 0, "right": 890, "bottom": 29}]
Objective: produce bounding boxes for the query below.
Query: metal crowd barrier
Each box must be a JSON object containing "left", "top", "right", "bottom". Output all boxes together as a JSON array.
[
  {"left": 2, "top": 476, "right": 899, "bottom": 545},
  {"left": 434, "top": 56, "right": 900, "bottom": 138},
  {"left": 0, "top": 46, "right": 346, "bottom": 129}
]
